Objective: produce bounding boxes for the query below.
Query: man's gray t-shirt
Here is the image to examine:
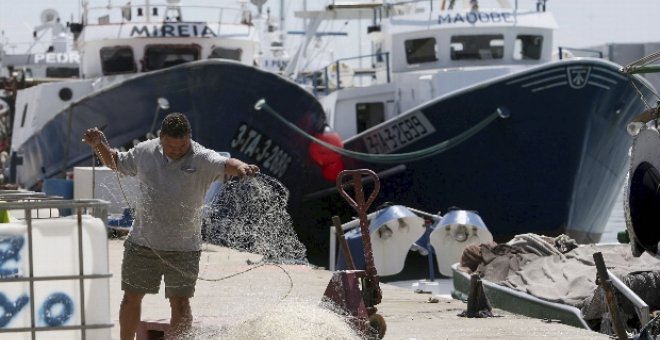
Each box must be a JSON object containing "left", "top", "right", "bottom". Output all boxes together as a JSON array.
[{"left": 116, "top": 138, "right": 227, "bottom": 251}]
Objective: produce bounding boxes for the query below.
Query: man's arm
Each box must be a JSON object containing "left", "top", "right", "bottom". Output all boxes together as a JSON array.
[
  {"left": 82, "top": 127, "right": 118, "bottom": 170},
  {"left": 224, "top": 158, "right": 260, "bottom": 177}
]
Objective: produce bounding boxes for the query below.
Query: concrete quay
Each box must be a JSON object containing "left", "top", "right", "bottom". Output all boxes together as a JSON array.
[{"left": 107, "top": 238, "right": 607, "bottom": 340}]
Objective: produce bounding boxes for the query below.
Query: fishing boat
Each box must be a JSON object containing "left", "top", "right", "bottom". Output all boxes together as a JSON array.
[
  {"left": 260, "top": 0, "right": 657, "bottom": 262},
  {"left": 7, "top": 0, "right": 328, "bottom": 201}
]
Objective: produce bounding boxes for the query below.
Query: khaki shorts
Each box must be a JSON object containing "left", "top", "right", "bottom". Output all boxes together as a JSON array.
[{"left": 121, "top": 241, "right": 201, "bottom": 298}]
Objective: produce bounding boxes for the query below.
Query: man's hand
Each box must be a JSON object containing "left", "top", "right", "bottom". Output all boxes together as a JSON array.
[
  {"left": 82, "top": 127, "right": 118, "bottom": 169},
  {"left": 237, "top": 163, "right": 260, "bottom": 177},
  {"left": 226, "top": 158, "right": 260, "bottom": 177},
  {"left": 82, "top": 127, "right": 105, "bottom": 147}
]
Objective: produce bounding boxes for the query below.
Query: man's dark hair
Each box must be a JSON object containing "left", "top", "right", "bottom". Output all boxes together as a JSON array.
[{"left": 160, "top": 112, "right": 191, "bottom": 138}]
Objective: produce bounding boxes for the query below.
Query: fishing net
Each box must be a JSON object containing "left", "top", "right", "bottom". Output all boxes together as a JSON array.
[{"left": 202, "top": 174, "right": 308, "bottom": 264}]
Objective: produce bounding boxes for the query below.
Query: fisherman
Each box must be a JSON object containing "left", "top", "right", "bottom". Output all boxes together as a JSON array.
[{"left": 83, "top": 112, "right": 260, "bottom": 340}]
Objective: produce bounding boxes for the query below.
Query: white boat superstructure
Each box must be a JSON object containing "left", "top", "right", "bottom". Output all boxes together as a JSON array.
[
  {"left": 0, "top": 8, "right": 80, "bottom": 80},
  {"left": 73, "top": 0, "right": 261, "bottom": 79},
  {"left": 290, "top": 0, "right": 558, "bottom": 140}
]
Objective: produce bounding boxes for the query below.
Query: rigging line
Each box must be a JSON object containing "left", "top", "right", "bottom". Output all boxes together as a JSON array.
[
  {"left": 300, "top": 19, "right": 350, "bottom": 73},
  {"left": 622, "top": 50, "right": 660, "bottom": 71},
  {"left": 255, "top": 98, "right": 501, "bottom": 163},
  {"left": 625, "top": 73, "right": 660, "bottom": 111}
]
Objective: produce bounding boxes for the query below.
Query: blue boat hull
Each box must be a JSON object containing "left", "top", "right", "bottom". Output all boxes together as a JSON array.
[
  {"left": 16, "top": 60, "right": 327, "bottom": 201},
  {"left": 293, "top": 59, "right": 654, "bottom": 262}
]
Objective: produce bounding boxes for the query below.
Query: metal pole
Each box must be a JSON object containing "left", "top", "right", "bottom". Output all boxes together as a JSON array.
[
  {"left": 332, "top": 215, "right": 356, "bottom": 270},
  {"left": 77, "top": 208, "right": 87, "bottom": 340},
  {"left": 593, "top": 252, "right": 628, "bottom": 340},
  {"left": 26, "top": 207, "right": 36, "bottom": 340}
]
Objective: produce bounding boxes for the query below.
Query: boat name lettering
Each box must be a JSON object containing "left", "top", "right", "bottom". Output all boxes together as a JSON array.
[
  {"left": 130, "top": 23, "right": 217, "bottom": 38},
  {"left": 362, "top": 111, "right": 436, "bottom": 154},
  {"left": 231, "top": 123, "right": 292, "bottom": 177},
  {"left": 438, "top": 12, "right": 514, "bottom": 25},
  {"left": 33, "top": 53, "right": 80, "bottom": 64}
]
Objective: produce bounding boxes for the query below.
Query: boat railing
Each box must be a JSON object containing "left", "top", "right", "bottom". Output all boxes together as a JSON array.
[
  {"left": 608, "top": 269, "right": 650, "bottom": 326},
  {"left": 557, "top": 46, "right": 603, "bottom": 59},
  {"left": 305, "top": 52, "right": 391, "bottom": 96},
  {"left": 0, "top": 191, "right": 109, "bottom": 221},
  {"left": 82, "top": 2, "right": 253, "bottom": 35}
]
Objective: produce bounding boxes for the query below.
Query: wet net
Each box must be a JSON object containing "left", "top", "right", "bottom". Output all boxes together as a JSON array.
[{"left": 201, "top": 174, "right": 308, "bottom": 264}]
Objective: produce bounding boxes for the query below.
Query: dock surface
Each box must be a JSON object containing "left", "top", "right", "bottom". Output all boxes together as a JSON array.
[{"left": 107, "top": 239, "right": 607, "bottom": 339}]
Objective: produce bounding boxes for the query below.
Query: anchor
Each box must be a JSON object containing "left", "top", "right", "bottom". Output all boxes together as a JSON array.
[{"left": 322, "top": 169, "right": 386, "bottom": 339}]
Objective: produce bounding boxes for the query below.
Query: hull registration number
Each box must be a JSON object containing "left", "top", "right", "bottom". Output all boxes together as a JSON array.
[
  {"left": 362, "top": 111, "right": 435, "bottom": 154},
  {"left": 231, "top": 123, "right": 292, "bottom": 177}
]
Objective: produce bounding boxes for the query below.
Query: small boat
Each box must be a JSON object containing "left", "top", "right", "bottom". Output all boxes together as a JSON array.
[{"left": 450, "top": 240, "right": 660, "bottom": 337}]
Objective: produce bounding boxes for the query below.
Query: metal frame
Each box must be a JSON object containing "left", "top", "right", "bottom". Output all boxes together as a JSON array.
[{"left": 0, "top": 196, "right": 113, "bottom": 339}]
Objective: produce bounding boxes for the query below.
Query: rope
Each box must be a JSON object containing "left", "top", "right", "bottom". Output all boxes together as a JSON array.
[
  {"left": 622, "top": 51, "right": 660, "bottom": 115},
  {"left": 255, "top": 99, "right": 501, "bottom": 163},
  {"left": 626, "top": 74, "right": 660, "bottom": 111},
  {"left": 621, "top": 50, "right": 660, "bottom": 74},
  {"left": 198, "top": 262, "right": 294, "bottom": 300}
]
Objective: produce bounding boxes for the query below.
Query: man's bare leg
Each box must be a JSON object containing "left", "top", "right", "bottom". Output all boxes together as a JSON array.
[
  {"left": 119, "top": 291, "right": 146, "bottom": 340},
  {"left": 167, "top": 296, "right": 192, "bottom": 338}
]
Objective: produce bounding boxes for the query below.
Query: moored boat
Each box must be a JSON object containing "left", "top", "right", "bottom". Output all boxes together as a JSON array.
[
  {"left": 262, "top": 0, "right": 657, "bottom": 262},
  {"left": 8, "top": 1, "right": 328, "bottom": 201}
]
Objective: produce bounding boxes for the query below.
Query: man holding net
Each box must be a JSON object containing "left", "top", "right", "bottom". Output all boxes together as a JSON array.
[{"left": 83, "top": 112, "right": 259, "bottom": 340}]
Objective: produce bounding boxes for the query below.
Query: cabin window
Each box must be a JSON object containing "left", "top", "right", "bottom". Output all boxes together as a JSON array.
[
  {"left": 46, "top": 67, "right": 79, "bottom": 78},
  {"left": 404, "top": 38, "right": 438, "bottom": 64},
  {"left": 143, "top": 45, "right": 200, "bottom": 71},
  {"left": 100, "top": 46, "right": 137, "bottom": 75},
  {"left": 356, "top": 102, "right": 385, "bottom": 133},
  {"left": 514, "top": 35, "right": 543, "bottom": 60},
  {"left": 450, "top": 35, "right": 504, "bottom": 60},
  {"left": 209, "top": 47, "right": 243, "bottom": 61}
]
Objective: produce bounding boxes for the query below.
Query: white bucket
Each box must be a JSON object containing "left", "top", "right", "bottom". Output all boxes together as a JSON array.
[{"left": 0, "top": 215, "right": 111, "bottom": 339}]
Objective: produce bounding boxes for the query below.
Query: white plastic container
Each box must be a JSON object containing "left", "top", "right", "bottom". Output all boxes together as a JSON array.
[
  {"left": 74, "top": 166, "right": 139, "bottom": 214},
  {"left": 0, "top": 214, "right": 111, "bottom": 339}
]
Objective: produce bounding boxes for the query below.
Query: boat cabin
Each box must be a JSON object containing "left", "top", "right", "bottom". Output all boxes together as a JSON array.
[{"left": 74, "top": 1, "right": 261, "bottom": 79}]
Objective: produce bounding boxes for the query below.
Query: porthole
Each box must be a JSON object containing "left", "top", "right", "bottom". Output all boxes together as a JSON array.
[{"left": 59, "top": 87, "right": 73, "bottom": 101}]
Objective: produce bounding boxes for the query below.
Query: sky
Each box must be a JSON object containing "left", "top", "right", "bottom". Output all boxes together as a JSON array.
[{"left": 1, "top": 0, "right": 659, "bottom": 55}]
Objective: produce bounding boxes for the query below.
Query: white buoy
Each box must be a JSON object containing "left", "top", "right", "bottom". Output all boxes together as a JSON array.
[
  {"left": 369, "top": 205, "right": 426, "bottom": 276},
  {"left": 429, "top": 209, "right": 493, "bottom": 277}
]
